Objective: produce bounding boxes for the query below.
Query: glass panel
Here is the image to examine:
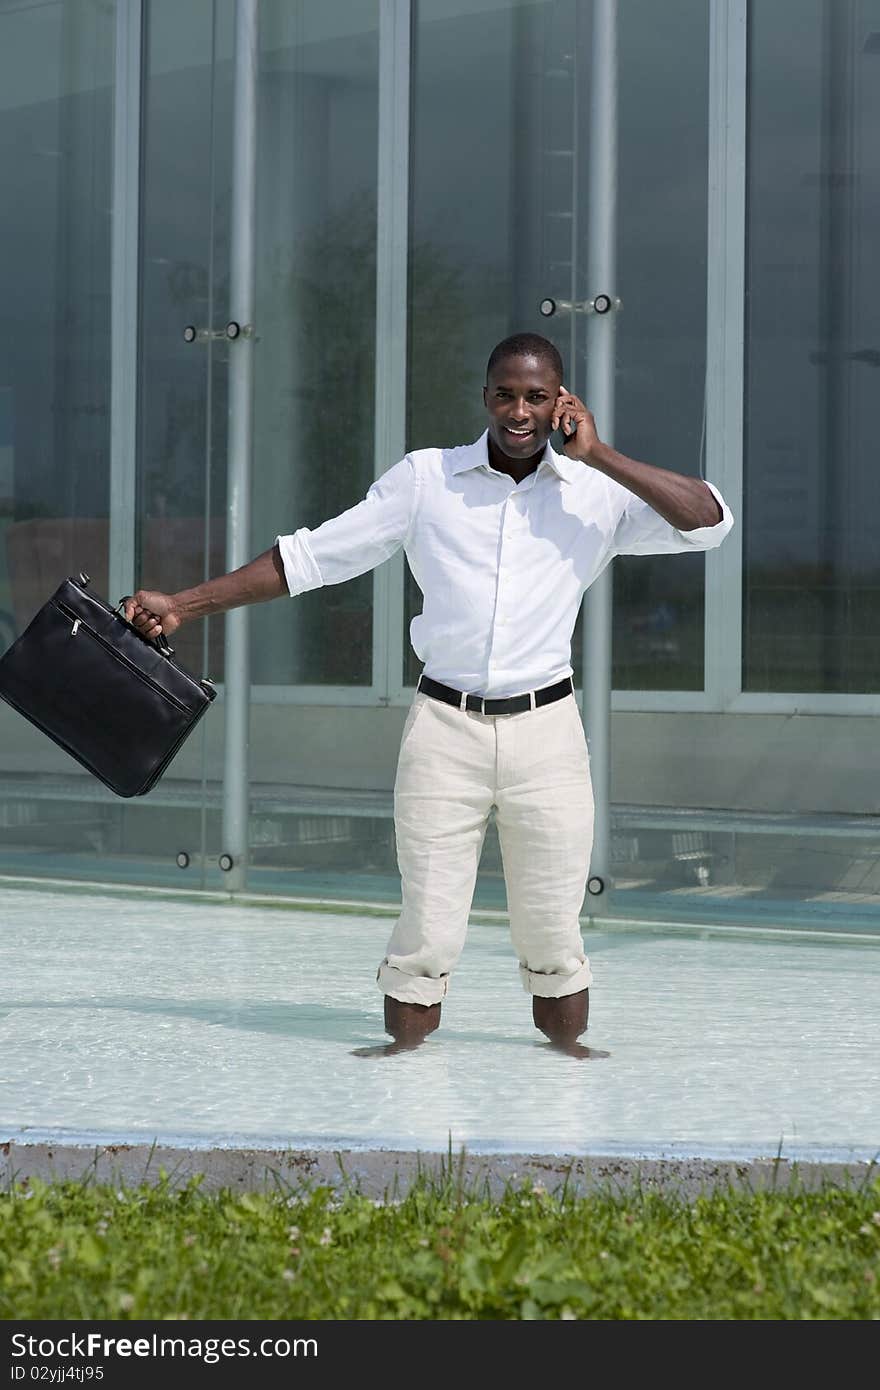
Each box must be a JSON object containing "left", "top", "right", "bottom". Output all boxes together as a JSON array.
[
  {"left": 608, "top": 809, "right": 880, "bottom": 935},
  {"left": 744, "top": 0, "right": 880, "bottom": 692},
  {"left": 0, "top": 0, "right": 118, "bottom": 881},
  {"left": 140, "top": 0, "right": 232, "bottom": 684},
  {"left": 73, "top": 0, "right": 382, "bottom": 899},
  {"left": 612, "top": 0, "right": 880, "bottom": 929},
  {"left": 129, "top": 0, "right": 233, "bottom": 888},
  {"left": 603, "top": 0, "right": 880, "bottom": 933},
  {"left": 404, "top": 0, "right": 709, "bottom": 692},
  {"left": 612, "top": 0, "right": 709, "bottom": 691},
  {"left": 249, "top": 3, "right": 379, "bottom": 686},
  {"left": 241, "top": 3, "right": 385, "bottom": 897}
]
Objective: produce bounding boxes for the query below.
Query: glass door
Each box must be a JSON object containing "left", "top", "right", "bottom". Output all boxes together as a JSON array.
[
  {"left": 403, "top": 0, "right": 712, "bottom": 908},
  {"left": 135, "top": 0, "right": 384, "bottom": 897},
  {"left": 404, "top": 0, "right": 711, "bottom": 699},
  {"left": 132, "top": 0, "right": 234, "bottom": 889},
  {"left": 0, "top": 0, "right": 121, "bottom": 885}
]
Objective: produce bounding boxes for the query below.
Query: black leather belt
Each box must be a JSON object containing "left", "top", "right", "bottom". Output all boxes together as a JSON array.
[{"left": 417, "top": 674, "right": 573, "bottom": 716}]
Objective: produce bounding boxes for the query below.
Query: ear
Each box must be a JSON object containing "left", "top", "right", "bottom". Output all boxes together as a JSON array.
[{"left": 482, "top": 385, "right": 488, "bottom": 406}]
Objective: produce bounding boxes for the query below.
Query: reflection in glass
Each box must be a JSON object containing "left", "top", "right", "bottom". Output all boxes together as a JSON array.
[
  {"left": 405, "top": 0, "right": 709, "bottom": 691},
  {"left": 0, "top": 0, "right": 114, "bottom": 651},
  {"left": 250, "top": 2, "right": 379, "bottom": 685},
  {"left": 138, "top": 2, "right": 380, "bottom": 689},
  {"left": 0, "top": 0, "right": 118, "bottom": 881},
  {"left": 745, "top": 0, "right": 880, "bottom": 692},
  {"left": 139, "top": 0, "right": 232, "bottom": 682}
]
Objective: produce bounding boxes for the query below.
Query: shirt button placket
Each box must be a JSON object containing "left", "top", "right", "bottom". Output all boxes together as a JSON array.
[{"left": 487, "top": 489, "right": 514, "bottom": 684}]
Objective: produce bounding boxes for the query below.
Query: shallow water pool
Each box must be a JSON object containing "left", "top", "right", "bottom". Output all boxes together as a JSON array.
[{"left": 1, "top": 885, "right": 878, "bottom": 1162}]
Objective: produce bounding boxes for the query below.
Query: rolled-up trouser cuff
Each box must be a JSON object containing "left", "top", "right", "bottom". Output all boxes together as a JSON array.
[
  {"left": 520, "top": 959, "right": 592, "bottom": 998},
  {"left": 377, "top": 960, "right": 450, "bottom": 1006}
]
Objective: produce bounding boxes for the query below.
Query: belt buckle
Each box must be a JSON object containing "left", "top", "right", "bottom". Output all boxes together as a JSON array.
[{"left": 489, "top": 697, "right": 514, "bottom": 717}]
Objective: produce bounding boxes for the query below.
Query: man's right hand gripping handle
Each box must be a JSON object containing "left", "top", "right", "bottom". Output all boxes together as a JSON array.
[{"left": 123, "top": 591, "right": 181, "bottom": 641}]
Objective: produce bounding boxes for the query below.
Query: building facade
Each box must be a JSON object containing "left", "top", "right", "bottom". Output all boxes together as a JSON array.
[{"left": 0, "top": 0, "right": 878, "bottom": 931}]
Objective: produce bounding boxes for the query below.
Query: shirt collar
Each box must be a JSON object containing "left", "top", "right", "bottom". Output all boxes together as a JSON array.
[{"left": 450, "top": 431, "right": 580, "bottom": 484}]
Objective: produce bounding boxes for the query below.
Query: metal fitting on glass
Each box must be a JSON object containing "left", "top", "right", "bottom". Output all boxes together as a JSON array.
[
  {"left": 539, "top": 295, "right": 621, "bottom": 317},
  {"left": 182, "top": 323, "right": 255, "bottom": 343},
  {"left": 587, "top": 874, "right": 605, "bottom": 896},
  {"left": 218, "top": 853, "right": 234, "bottom": 872}
]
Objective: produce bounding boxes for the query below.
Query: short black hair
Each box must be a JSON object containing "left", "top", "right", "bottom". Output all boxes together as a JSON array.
[{"left": 485, "top": 333, "right": 564, "bottom": 383}]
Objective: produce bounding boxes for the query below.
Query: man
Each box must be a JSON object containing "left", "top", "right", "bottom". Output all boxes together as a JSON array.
[{"left": 126, "top": 333, "right": 733, "bottom": 1060}]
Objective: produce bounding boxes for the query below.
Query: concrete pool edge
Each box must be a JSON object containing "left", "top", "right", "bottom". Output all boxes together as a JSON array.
[{"left": 2, "top": 1142, "right": 877, "bottom": 1199}]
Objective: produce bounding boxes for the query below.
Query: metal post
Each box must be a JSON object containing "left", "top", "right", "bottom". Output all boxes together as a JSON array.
[
  {"left": 818, "top": 0, "right": 857, "bottom": 689},
  {"left": 704, "top": 0, "right": 746, "bottom": 709},
  {"left": 581, "top": 0, "right": 617, "bottom": 904},
  {"left": 222, "top": 0, "right": 259, "bottom": 891},
  {"left": 109, "top": 0, "right": 143, "bottom": 607},
  {"left": 374, "top": 0, "right": 411, "bottom": 701}
]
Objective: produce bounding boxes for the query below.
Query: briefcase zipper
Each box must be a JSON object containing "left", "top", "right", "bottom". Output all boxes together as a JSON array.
[{"left": 52, "top": 600, "right": 194, "bottom": 715}]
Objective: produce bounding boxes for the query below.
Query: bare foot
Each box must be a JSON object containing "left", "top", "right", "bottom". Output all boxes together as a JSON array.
[{"left": 352, "top": 997, "right": 441, "bottom": 1057}]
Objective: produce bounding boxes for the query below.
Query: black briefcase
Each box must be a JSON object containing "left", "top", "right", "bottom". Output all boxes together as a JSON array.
[{"left": 0, "top": 573, "right": 217, "bottom": 797}]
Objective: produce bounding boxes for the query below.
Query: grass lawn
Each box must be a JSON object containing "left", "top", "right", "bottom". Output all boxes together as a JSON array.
[{"left": 1, "top": 1167, "right": 878, "bottom": 1320}]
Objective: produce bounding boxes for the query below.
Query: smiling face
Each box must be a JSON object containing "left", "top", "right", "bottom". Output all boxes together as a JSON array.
[{"left": 482, "top": 353, "right": 561, "bottom": 464}]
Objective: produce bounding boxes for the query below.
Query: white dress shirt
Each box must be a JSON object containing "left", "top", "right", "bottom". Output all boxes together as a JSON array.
[{"left": 276, "top": 431, "right": 734, "bottom": 698}]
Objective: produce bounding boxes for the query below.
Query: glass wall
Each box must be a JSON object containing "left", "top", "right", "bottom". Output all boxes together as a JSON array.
[
  {"left": 744, "top": 0, "right": 880, "bottom": 694},
  {"left": 609, "top": 0, "right": 880, "bottom": 931},
  {"left": 0, "top": 0, "right": 118, "bottom": 880},
  {"left": 404, "top": 0, "right": 710, "bottom": 692},
  {"left": 250, "top": 2, "right": 379, "bottom": 687},
  {"left": 138, "top": 0, "right": 232, "bottom": 688},
  {"left": 0, "top": 0, "right": 877, "bottom": 933}
]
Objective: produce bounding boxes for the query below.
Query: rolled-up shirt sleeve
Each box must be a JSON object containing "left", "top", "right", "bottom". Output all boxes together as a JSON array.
[
  {"left": 611, "top": 479, "right": 734, "bottom": 557},
  {"left": 275, "top": 456, "right": 417, "bottom": 596}
]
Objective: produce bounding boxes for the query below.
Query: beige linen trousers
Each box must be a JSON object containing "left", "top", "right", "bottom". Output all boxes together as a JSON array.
[{"left": 376, "top": 689, "right": 595, "bottom": 1006}]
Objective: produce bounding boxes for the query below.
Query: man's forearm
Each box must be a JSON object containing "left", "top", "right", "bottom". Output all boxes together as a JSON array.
[
  {"left": 585, "top": 440, "right": 723, "bottom": 531},
  {"left": 173, "top": 545, "right": 288, "bottom": 623}
]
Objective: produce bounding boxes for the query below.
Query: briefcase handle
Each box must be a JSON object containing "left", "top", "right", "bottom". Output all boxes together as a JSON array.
[{"left": 114, "top": 596, "right": 175, "bottom": 659}]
